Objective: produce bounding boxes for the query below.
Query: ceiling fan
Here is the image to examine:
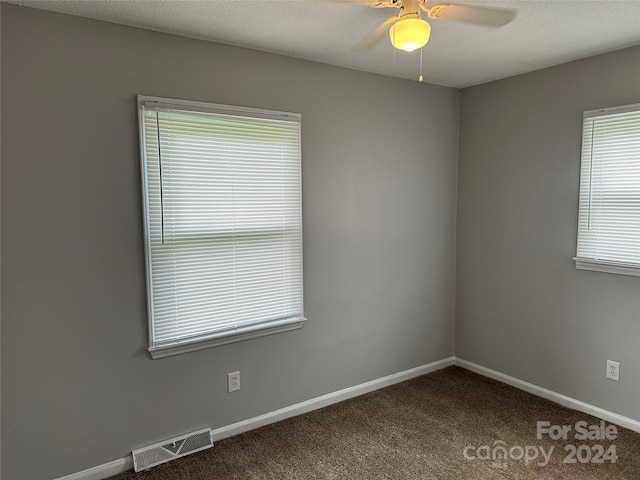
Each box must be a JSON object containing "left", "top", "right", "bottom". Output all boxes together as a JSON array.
[{"left": 355, "top": 0, "right": 515, "bottom": 53}]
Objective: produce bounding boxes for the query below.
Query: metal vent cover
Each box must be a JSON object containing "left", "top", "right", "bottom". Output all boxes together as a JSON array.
[{"left": 132, "top": 427, "right": 213, "bottom": 472}]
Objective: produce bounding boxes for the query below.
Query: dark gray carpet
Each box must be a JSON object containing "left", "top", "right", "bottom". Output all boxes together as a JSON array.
[{"left": 110, "top": 366, "right": 640, "bottom": 479}]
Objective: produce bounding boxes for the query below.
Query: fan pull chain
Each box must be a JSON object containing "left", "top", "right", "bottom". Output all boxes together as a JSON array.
[
  {"left": 393, "top": 19, "right": 396, "bottom": 65},
  {"left": 393, "top": 7, "right": 403, "bottom": 65},
  {"left": 419, "top": 48, "right": 424, "bottom": 82}
]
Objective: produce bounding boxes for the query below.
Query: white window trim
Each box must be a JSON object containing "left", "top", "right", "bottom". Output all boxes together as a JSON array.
[
  {"left": 148, "top": 317, "right": 306, "bottom": 360},
  {"left": 573, "top": 103, "right": 640, "bottom": 277},
  {"left": 574, "top": 258, "right": 640, "bottom": 277},
  {"left": 138, "top": 96, "right": 306, "bottom": 359}
]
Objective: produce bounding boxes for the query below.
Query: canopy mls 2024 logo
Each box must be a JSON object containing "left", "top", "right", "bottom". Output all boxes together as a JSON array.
[{"left": 463, "top": 420, "right": 618, "bottom": 471}]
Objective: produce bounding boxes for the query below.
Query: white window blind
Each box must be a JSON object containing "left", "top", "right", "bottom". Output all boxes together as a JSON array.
[
  {"left": 575, "top": 103, "right": 640, "bottom": 276},
  {"left": 138, "top": 96, "right": 305, "bottom": 358}
]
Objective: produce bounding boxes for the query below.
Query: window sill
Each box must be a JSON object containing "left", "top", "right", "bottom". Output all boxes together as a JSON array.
[
  {"left": 148, "top": 316, "right": 307, "bottom": 359},
  {"left": 574, "top": 258, "right": 640, "bottom": 277}
]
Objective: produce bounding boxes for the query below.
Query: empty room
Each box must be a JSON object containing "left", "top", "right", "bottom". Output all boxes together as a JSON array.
[{"left": 1, "top": 1, "right": 639, "bottom": 479}]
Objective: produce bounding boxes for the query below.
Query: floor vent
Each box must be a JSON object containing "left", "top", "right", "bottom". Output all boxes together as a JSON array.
[{"left": 132, "top": 427, "right": 213, "bottom": 472}]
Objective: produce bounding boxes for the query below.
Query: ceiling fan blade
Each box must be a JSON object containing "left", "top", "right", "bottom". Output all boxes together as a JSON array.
[
  {"left": 346, "top": 0, "right": 397, "bottom": 8},
  {"left": 425, "top": 3, "right": 515, "bottom": 27},
  {"left": 355, "top": 16, "right": 397, "bottom": 51}
]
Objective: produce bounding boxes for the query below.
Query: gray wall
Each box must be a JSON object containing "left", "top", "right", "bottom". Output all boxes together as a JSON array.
[
  {"left": 457, "top": 46, "right": 640, "bottom": 421},
  {"left": 0, "top": 4, "right": 3, "bottom": 474},
  {"left": 0, "top": 4, "right": 459, "bottom": 479}
]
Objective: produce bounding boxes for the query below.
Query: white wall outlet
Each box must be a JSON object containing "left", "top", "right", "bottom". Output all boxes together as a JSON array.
[
  {"left": 606, "top": 360, "right": 620, "bottom": 381},
  {"left": 227, "top": 371, "right": 240, "bottom": 392}
]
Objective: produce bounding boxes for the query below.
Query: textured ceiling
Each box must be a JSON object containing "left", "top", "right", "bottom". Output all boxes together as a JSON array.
[{"left": 9, "top": 0, "right": 640, "bottom": 87}]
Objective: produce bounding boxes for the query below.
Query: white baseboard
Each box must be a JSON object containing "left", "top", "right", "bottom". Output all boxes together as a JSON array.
[
  {"left": 454, "top": 357, "right": 640, "bottom": 434},
  {"left": 210, "top": 357, "right": 455, "bottom": 442},
  {"left": 52, "top": 457, "right": 133, "bottom": 480},
  {"left": 54, "top": 357, "right": 455, "bottom": 480},
  {"left": 57, "top": 356, "right": 640, "bottom": 480}
]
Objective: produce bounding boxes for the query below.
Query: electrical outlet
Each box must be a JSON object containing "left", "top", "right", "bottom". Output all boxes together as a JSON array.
[
  {"left": 228, "top": 371, "right": 240, "bottom": 392},
  {"left": 606, "top": 360, "right": 620, "bottom": 381}
]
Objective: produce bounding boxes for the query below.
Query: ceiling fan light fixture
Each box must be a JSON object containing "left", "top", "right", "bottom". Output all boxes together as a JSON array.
[{"left": 389, "top": 17, "right": 431, "bottom": 52}]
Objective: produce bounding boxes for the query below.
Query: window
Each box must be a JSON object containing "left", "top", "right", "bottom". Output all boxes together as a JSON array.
[
  {"left": 138, "top": 96, "right": 305, "bottom": 359},
  {"left": 575, "top": 103, "right": 640, "bottom": 277}
]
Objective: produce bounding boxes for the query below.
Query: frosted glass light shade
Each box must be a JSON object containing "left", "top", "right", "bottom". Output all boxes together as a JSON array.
[{"left": 389, "top": 17, "right": 431, "bottom": 52}]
